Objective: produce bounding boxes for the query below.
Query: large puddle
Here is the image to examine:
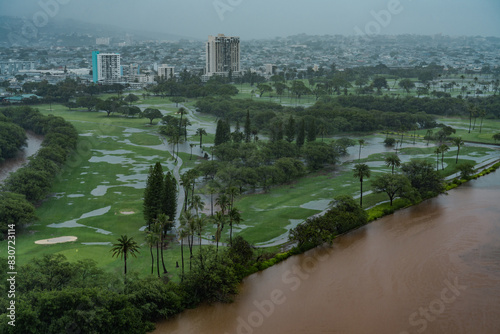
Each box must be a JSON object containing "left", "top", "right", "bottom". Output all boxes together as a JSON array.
[{"left": 47, "top": 206, "right": 112, "bottom": 235}]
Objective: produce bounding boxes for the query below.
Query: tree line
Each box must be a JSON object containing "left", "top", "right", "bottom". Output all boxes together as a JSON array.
[
  {"left": 0, "top": 117, "right": 26, "bottom": 162},
  {"left": 0, "top": 106, "right": 78, "bottom": 237}
]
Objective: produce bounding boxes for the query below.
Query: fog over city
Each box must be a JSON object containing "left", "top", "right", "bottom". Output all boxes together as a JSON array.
[{"left": 1, "top": 0, "right": 500, "bottom": 39}]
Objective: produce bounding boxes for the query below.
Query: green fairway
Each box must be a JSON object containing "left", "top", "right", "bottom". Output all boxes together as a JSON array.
[{"left": 5, "top": 96, "right": 499, "bottom": 280}]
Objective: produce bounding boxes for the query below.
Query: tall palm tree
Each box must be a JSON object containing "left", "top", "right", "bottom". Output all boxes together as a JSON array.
[
  {"left": 358, "top": 139, "right": 365, "bottom": 161},
  {"left": 151, "top": 221, "right": 162, "bottom": 278},
  {"left": 156, "top": 214, "right": 173, "bottom": 274},
  {"left": 353, "top": 163, "right": 370, "bottom": 207},
  {"left": 177, "top": 107, "right": 187, "bottom": 137},
  {"left": 180, "top": 172, "right": 193, "bottom": 212},
  {"left": 452, "top": 137, "right": 464, "bottom": 164},
  {"left": 196, "top": 127, "right": 207, "bottom": 148},
  {"left": 190, "top": 194, "right": 205, "bottom": 216},
  {"left": 215, "top": 193, "right": 230, "bottom": 216},
  {"left": 110, "top": 235, "right": 140, "bottom": 276},
  {"left": 384, "top": 153, "right": 401, "bottom": 174},
  {"left": 425, "top": 129, "right": 433, "bottom": 146},
  {"left": 434, "top": 147, "right": 441, "bottom": 171},
  {"left": 178, "top": 227, "right": 189, "bottom": 281},
  {"left": 189, "top": 143, "right": 195, "bottom": 160},
  {"left": 180, "top": 211, "right": 196, "bottom": 270},
  {"left": 440, "top": 144, "right": 450, "bottom": 170},
  {"left": 212, "top": 211, "right": 226, "bottom": 254},
  {"left": 145, "top": 231, "right": 157, "bottom": 275},
  {"left": 194, "top": 215, "right": 207, "bottom": 269},
  {"left": 225, "top": 187, "right": 239, "bottom": 210},
  {"left": 228, "top": 207, "right": 243, "bottom": 246}
]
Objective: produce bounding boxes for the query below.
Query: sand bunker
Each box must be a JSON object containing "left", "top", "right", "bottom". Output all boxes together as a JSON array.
[
  {"left": 120, "top": 211, "right": 135, "bottom": 215},
  {"left": 35, "top": 236, "right": 77, "bottom": 244}
]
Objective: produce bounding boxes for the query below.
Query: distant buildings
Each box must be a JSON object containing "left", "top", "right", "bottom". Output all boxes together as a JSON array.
[
  {"left": 0, "top": 61, "right": 35, "bottom": 75},
  {"left": 96, "top": 37, "right": 110, "bottom": 46},
  {"left": 205, "top": 34, "right": 241, "bottom": 78},
  {"left": 92, "top": 51, "right": 121, "bottom": 83},
  {"left": 265, "top": 64, "right": 277, "bottom": 76},
  {"left": 121, "top": 63, "right": 139, "bottom": 82},
  {"left": 157, "top": 64, "right": 175, "bottom": 80}
]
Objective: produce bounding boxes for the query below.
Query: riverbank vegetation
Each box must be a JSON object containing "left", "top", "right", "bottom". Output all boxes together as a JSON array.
[{"left": 0, "top": 106, "right": 78, "bottom": 235}]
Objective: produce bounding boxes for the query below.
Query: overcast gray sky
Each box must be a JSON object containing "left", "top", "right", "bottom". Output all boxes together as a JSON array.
[{"left": 2, "top": 0, "right": 499, "bottom": 39}]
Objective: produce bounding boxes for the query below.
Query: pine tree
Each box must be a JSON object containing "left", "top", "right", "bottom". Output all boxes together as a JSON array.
[
  {"left": 244, "top": 109, "right": 251, "bottom": 143},
  {"left": 285, "top": 115, "right": 296, "bottom": 143},
  {"left": 143, "top": 162, "right": 164, "bottom": 230},
  {"left": 296, "top": 119, "right": 305, "bottom": 148},
  {"left": 163, "top": 171, "right": 177, "bottom": 221},
  {"left": 214, "top": 119, "right": 231, "bottom": 146},
  {"left": 307, "top": 118, "right": 317, "bottom": 142}
]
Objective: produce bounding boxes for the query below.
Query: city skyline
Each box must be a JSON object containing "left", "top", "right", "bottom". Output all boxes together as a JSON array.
[{"left": 1, "top": 0, "right": 500, "bottom": 40}]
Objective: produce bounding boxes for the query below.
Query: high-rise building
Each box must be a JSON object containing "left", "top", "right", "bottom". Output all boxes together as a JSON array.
[
  {"left": 157, "top": 64, "right": 175, "bottom": 80},
  {"left": 205, "top": 34, "right": 241, "bottom": 77},
  {"left": 92, "top": 51, "right": 121, "bottom": 83}
]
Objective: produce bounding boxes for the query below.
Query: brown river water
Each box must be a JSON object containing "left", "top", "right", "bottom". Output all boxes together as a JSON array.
[
  {"left": 0, "top": 131, "right": 43, "bottom": 182},
  {"left": 154, "top": 170, "right": 500, "bottom": 334}
]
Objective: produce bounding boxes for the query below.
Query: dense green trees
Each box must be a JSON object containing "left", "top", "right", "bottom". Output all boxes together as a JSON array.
[
  {"left": 142, "top": 108, "right": 163, "bottom": 125},
  {"left": 0, "top": 121, "right": 26, "bottom": 161},
  {"left": 371, "top": 173, "right": 415, "bottom": 206},
  {"left": 289, "top": 195, "right": 367, "bottom": 246},
  {"left": 0, "top": 192, "right": 36, "bottom": 235},
  {"left": 401, "top": 160, "right": 444, "bottom": 199}
]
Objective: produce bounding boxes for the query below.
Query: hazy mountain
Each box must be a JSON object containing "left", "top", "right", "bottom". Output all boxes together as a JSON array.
[{"left": 0, "top": 16, "right": 198, "bottom": 47}]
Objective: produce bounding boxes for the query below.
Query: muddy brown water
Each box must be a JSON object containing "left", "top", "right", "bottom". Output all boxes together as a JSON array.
[
  {"left": 0, "top": 131, "right": 43, "bottom": 182},
  {"left": 154, "top": 170, "right": 500, "bottom": 334}
]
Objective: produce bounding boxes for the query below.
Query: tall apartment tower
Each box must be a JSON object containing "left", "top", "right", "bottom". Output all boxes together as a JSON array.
[
  {"left": 157, "top": 64, "right": 175, "bottom": 80},
  {"left": 205, "top": 34, "right": 241, "bottom": 77},
  {"left": 92, "top": 51, "right": 121, "bottom": 83}
]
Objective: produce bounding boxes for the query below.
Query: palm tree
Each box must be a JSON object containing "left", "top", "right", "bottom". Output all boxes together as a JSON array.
[
  {"left": 384, "top": 153, "right": 401, "bottom": 174},
  {"left": 177, "top": 107, "right": 187, "bottom": 136},
  {"left": 452, "top": 137, "right": 464, "bottom": 164},
  {"left": 358, "top": 139, "right": 365, "bottom": 161},
  {"left": 225, "top": 187, "right": 239, "bottom": 210},
  {"left": 212, "top": 211, "right": 226, "bottom": 254},
  {"left": 440, "top": 144, "right": 449, "bottom": 170},
  {"left": 180, "top": 172, "right": 193, "bottom": 212},
  {"left": 156, "top": 214, "right": 173, "bottom": 274},
  {"left": 145, "top": 231, "right": 157, "bottom": 275},
  {"left": 189, "top": 143, "right": 195, "bottom": 160},
  {"left": 179, "top": 211, "right": 196, "bottom": 270},
  {"left": 178, "top": 227, "right": 188, "bottom": 281},
  {"left": 425, "top": 129, "right": 433, "bottom": 146},
  {"left": 194, "top": 215, "right": 207, "bottom": 269},
  {"left": 228, "top": 207, "right": 243, "bottom": 246},
  {"left": 353, "top": 163, "right": 370, "bottom": 207},
  {"left": 110, "top": 235, "right": 140, "bottom": 276},
  {"left": 434, "top": 147, "right": 441, "bottom": 171},
  {"left": 196, "top": 128, "right": 207, "bottom": 148},
  {"left": 190, "top": 194, "right": 205, "bottom": 216},
  {"left": 151, "top": 221, "right": 162, "bottom": 277},
  {"left": 215, "top": 193, "right": 230, "bottom": 216}
]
